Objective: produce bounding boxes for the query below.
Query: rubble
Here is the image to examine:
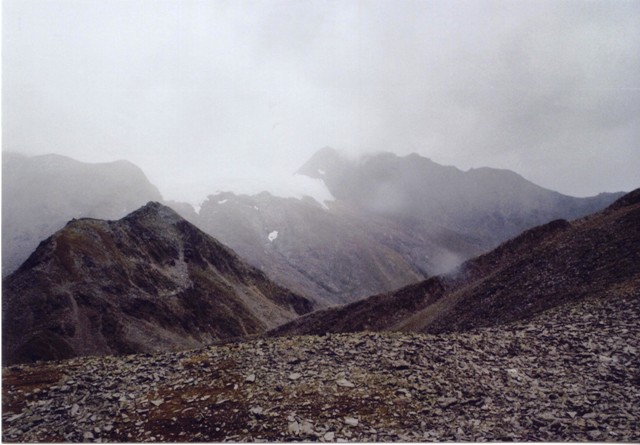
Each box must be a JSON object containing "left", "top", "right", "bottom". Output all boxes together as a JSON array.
[{"left": 2, "top": 291, "right": 639, "bottom": 442}]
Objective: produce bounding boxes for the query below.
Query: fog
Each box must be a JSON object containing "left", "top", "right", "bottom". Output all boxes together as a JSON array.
[{"left": 3, "top": 0, "right": 639, "bottom": 206}]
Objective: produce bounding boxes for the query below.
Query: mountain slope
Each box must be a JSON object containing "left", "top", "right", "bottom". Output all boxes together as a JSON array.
[
  {"left": 270, "top": 188, "right": 640, "bottom": 337},
  {"left": 2, "top": 153, "right": 163, "bottom": 276},
  {"left": 2, "top": 202, "right": 313, "bottom": 364},
  {"left": 197, "top": 192, "right": 475, "bottom": 305}
]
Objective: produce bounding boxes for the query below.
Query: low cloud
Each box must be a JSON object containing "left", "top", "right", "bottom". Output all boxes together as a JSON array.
[{"left": 3, "top": 0, "right": 639, "bottom": 201}]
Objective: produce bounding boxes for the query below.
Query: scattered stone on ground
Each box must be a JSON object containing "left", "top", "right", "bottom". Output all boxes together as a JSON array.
[{"left": 2, "top": 292, "right": 639, "bottom": 442}]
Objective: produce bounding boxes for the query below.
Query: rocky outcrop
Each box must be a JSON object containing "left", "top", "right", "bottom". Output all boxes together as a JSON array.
[{"left": 2, "top": 202, "right": 313, "bottom": 364}]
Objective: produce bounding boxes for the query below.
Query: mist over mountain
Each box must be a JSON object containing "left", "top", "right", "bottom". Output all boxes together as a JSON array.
[
  {"left": 299, "top": 147, "right": 624, "bottom": 248},
  {"left": 2, "top": 150, "right": 624, "bottom": 307},
  {"left": 2, "top": 202, "right": 313, "bottom": 364},
  {"left": 197, "top": 192, "right": 437, "bottom": 305},
  {"left": 270, "top": 188, "right": 640, "bottom": 337},
  {"left": 2, "top": 153, "right": 163, "bottom": 276},
  {"left": 196, "top": 148, "right": 623, "bottom": 304}
]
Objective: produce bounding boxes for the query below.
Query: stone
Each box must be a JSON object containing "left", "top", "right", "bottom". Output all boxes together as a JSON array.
[
  {"left": 324, "top": 431, "right": 335, "bottom": 441},
  {"left": 393, "top": 360, "right": 411, "bottom": 370},
  {"left": 288, "top": 421, "right": 300, "bottom": 435},
  {"left": 344, "top": 417, "right": 359, "bottom": 427},
  {"left": 245, "top": 374, "right": 256, "bottom": 383},
  {"left": 336, "top": 378, "right": 355, "bottom": 388},
  {"left": 288, "top": 372, "right": 302, "bottom": 380},
  {"left": 437, "top": 397, "right": 457, "bottom": 408},
  {"left": 300, "top": 420, "right": 315, "bottom": 435}
]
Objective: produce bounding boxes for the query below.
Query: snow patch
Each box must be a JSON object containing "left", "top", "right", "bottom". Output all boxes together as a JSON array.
[
  {"left": 268, "top": 230, "right": 278, "bottom": 242},
  {"left": 317, "top": 169, "right": 326, "bottom": 175},
  {"left": 218, "top": 199, "right": 228, "bottom": 204}
]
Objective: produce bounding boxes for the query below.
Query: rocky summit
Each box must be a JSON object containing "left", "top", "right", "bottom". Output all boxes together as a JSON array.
[
  {"left": 2, "top": 202, "right": 313, "bottom": 365},
  {"left": 2, "top": 288, "right": 639, "bottom": 442}
]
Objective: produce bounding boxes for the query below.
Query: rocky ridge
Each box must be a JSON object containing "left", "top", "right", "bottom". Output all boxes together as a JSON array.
[
  {"left": 2, "top": 288, "right": 639, "bottom": 442},
  {"left": 271, "top": 188, "right": 640, "bottom": 337},
  {"left": 2, "top": 202, "right": 313, "bottom": 364},
  {"left": 3, "top": 150, "right": 623, "bottom": 306},
  {"left": 198, "top": 148, "right": 623, "bottom": 305}
]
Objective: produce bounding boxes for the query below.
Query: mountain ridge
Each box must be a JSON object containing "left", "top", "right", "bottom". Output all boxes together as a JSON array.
[
  {"left": 2, "top": 201, "right": 314, "bottom": 364},
  {"left": 269, "top": 187, "right": 640, "bottom": 337}
]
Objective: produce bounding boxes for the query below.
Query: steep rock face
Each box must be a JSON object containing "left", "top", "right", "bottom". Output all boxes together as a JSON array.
[
  {"left": 2, "top": 153, "right": 163, "bottom": 276},
  {"left": 2, "top": 202, "right": 313, "bottom": 364},
  {"left": 271, "top": 188, "right": 640, "bottom": 336}
]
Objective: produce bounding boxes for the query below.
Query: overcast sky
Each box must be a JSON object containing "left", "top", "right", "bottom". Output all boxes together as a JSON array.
[{"left": 3, "top": 0, "right": 639, "bottom": 204}]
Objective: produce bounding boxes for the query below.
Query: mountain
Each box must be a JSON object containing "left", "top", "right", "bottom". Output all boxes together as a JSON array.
[
  {"left": 298, "top": 147, "right": 624, "bottom": 248},
  {"left": 197, "top": 148, "right": 623, "bottom": 305},
  {"left": 3, "top": 150, "right": 624, "bottom": 307},
  {"left": 270, "top": 188, "right": 640, "bottom": 337},
  {"left": 196, "top": 192, "right": 477, "bottom": 305},
  {"left": 2, "top": 202, "right": 313, "bottom": 364},
  {"left": 2, "top": 153, "right": 163, "bottom": 276}
]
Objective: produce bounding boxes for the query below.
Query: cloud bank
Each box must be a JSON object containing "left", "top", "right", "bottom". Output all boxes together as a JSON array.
[{"left": 3, "top": 0, "right": 639, "bottom": 202}]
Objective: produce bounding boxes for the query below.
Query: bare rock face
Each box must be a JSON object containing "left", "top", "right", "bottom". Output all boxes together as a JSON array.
[
  {"left": 271, "top": 188, "right": 640, "bottom": 337},
  {"left": 2, "top": 202, "right": 314, "bottom": 364}
]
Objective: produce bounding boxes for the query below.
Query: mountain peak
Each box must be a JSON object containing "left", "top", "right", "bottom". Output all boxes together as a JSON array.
[
  {"left": 297, "top": 146, "right": 348, "bottom": 178},
  {"left": 124, "top": 201, "right": 183, "bottom": 225},
  {"left": 3, "top": 201, "right": 314, "bottom": 364}
]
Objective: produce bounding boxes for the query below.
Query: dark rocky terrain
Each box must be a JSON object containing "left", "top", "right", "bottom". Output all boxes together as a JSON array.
[
  {"left": 2, "top": 288, "right": 638, "bottom": 442},
  {"left": 270, "top": 188, "right": 640, "bottom": 337},
  {"left": 2, "top": 202, "right": 313, "bottom": 365},
  {"left": 2, "top": 153, "right": 163, "bottom": 276}
]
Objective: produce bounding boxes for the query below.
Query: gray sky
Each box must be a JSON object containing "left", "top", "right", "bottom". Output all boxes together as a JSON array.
[{"left": 3, "top": 0, "right": 640, "bottom": 204}]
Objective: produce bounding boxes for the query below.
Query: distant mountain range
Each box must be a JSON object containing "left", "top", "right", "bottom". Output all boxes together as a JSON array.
[
  {"left": 2, "top": 202, "right": 313, "bottom": 364},
  {"left": 196, "top": 148, "right": 623, "bottom": 304},
  {"left": 2, "top": 149, "right": 625, "bottom": 307},
  {"left": 269, "top": 188, "right": 640, "bottom": 336},
  {"left": 2, "top": 153, "right": 163, "bottom": 275}
]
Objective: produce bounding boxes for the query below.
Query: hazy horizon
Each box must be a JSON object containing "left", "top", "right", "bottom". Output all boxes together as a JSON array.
[{"left": 4, "top": 0, "right": 640, "bottom": 204}]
